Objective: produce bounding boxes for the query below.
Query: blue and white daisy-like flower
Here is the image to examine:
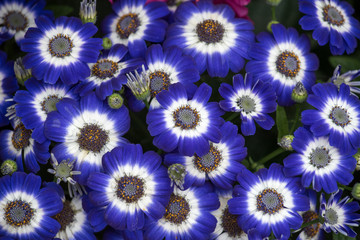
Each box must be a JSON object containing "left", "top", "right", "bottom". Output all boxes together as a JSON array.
[
  {"left": 283, "top": 127, "right": 356, "bottom": 193},
  {"left": 296, "top": 189, "right": 325, "bottom": 240},
  {"left": 299, "top": 0, "right": 360, "bottom": 55},
  {"left": 164, "top": 0, "right": 254, "bottom": 77},
  {"left": 102, "top": 0, "right": 170, "bottom": 58},
  {"left": 0, "top": 172, "right": 63, "bottom": 240},
  {"left": 0, "top": 0, "right": 53, "bottom": 45},
  {"left": 13, "top": 77, "right": 79, "bottom": 144},
  {"left": 320, "top": 189, "right": 360, "bottom": 238},
  {"left": 246, "top": 24, "right": 319, "bottom": 106},
  {"left": 219, "top": 73, "right": 277, "bottom": 136},
  {"left": 228, "top": 163, "right": 310, "bottom": 239},
  {"left": 164, "top": 121, "right": 247, "bottom": 190},
  {"left": 44, "top": 92, "right": 130, "bottom": 185},
  {"left": 0, "top": 51, "right": 18, "bottom": 127},
  {"left": 146, "top": 82, "right": 224, "bottom": 157},
  {"left": 87, "top": 144, "right": 172, "bottom": 231},
  {"left": 44, "top": 182, "right": 96, "bottom": 240},
  {"left": 144, "top": 44, "right": 199, "bottom": 109},
  {"left": 211, "top": 190, "right": 249, "bottom": 240},
  {"left": 0, "top": 117, "right": 50, "bottom": 173},
  {"left": 144, "top": 184, "right": 220, "bottom": 240},
  {"left": 75, "top": 44, "right": 144, "bottom": 100},
  {"left": 330, "top": 65, "right": 360, "bottom": 95},
  {"left": 20, "top": 16, "right": 102, "bottom": 85},
  {"left": 302, "top": 83, "right": 360, "bottom": 154}
]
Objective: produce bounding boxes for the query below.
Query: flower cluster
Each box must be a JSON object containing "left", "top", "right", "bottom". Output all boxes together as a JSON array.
[{"left": 0, "top": 0, "right": 360, "bottom": 239}]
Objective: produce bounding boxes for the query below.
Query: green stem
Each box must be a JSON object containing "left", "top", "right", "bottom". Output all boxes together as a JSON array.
[
  {"left": 272, "top": 6, "right": 276, "bottom": 21},
  {"left": 226, "top": 112, "right": 240, "bottom": 122},
  {"left": 290, "top": 104, "right": 301, "bottom": 134},
  {"left": 144, "top": 100, "right": 150, "bottom": 110},
  {"left": 300, "top": 218, "right": 320, "bottom": 229},
  {"left": 257, "top": 148, "right": 285, "bottom": 165},
  {"left": 339, "top": 184, "right": 352, "bottom": 191}
]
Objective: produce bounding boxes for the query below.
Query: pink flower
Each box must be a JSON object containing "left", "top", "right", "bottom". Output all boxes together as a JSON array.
[{"left": 213, "top": 0, "right": 251, "bottom": 19}]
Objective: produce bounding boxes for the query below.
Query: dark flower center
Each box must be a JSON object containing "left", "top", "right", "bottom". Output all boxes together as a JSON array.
[
  {"left": 329, "top": 106, "right": 350, "bottom": 127},
  {"left": 41, "top": 95, "right": 61, "bottom": 114},
  {"left": 221, "top": 207, "right": 243, "bottom": 237},
  {"left": 302, "top": 210, "right": 320, "bottom": 238},
  {"left": 257, "top": 188, "right": 284, "bottom": 214},
  {"left": 53, "top": 200, "right": 75, "bottom": 231},
  {"left": 116, "top": 176, "right": 145, "bottom": 203},
  {"left": 77, "top": 124, "right": 109, "bottom": 152},
  {"left": 323, "top": 5, "right": 344, "bottom": 26},
  {"left": 149, "top": 71, "right": 170, "bottom": 98},
  {"left": 164, "top": 194, "right": 190, "bottom": 224},
  {"left": 236, "top": 95, "right": 256, "bottom": 114},
  {"left": 324, "top": 208, "right": 338, "bottom": 225},
  {"left": 196, "top": 19, "right": 225, "bottom": 44},
  {"left": 5, "top": 200, "right": 34, "bottom": 227},
  {"left": 309, "top": 147, "right": 331, "bottom": 168},
  {"left": 49, "top": 34, "right": 74, "bottom": 58},
  {"left": 276, "top": 51, "right": 301, "bottom": 78},
  {"left": 12, "top": 122, "right": 32, "bottom": 150},
  {"left": 4, "top": 11, "right": 28, "bottom": 31},
  {"left": 173, "top": 105, "right": 200, "bottom": 130},
  {"left": 116, "top": 13, "right": 140, "bottom": 39},
  {"left": 193, "top": 144, "right": 222, "bottom": 173},
  {"left": 91, "top": 59, "right": 119, "bottom": 79}
]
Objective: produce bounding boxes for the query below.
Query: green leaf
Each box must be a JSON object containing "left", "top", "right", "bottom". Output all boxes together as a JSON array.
[
  {"left": 276, "top": 106, "right": 288, "bottom": 141},
  {"left": 329, "top": 56, "right": 360, "bottom": 73},
  {"left": 332, "top": 232, "right": 356, "bottom": 240},
  {"left": 46, "top": 5, "right": 74, "bottom": 18}
]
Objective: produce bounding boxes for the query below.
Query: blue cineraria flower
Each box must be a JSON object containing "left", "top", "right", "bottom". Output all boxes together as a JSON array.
[
  {"left": 0, "top": 0, "right": 53, "bottom": 45},
  {"left": 0, "top": 172, "right": 63, "bottom": 240},
  {"left": 211, "top": 190, "right": 249, "bottom": 240},
  {"left": 144, "top": 184, "right": 220, "bottom": 240},
  {"left": 302, "top": 83, "right": 360, "bottom": 154},
  {"left": 296, "top": 189, "right": 325, "bottom": 240},
  {"left": 330, "top": 65, "right": 360, "bottom": 95},
  {"left": 299, "top": 0, "right": 360, "bottom": 55},
  {"left": 0, "top": 51, "right": 18, "bottom": 127},
  {"left": 144, "top": 44, "right": 199, "bottom": 109},
  {"left": 164, "top": 121, "right": 247, "bottom": 190},
  {"left": 164, "top": 0, "right": 254, "bottom": 77},
  {"left": 20, "top": 16, "right": 102, "bottom": 85},
  {"left": 246, "top": 24, "right": 319, "bottom": 106},
  {"left": 87, "top": 144, "right": 172, "bottom": 231},
  {"left": 320, "top": 189, "right": 360, "bottom": 238},
  {"left": 0, "top": 117, "right": 50, "bottom": 173},
  {"left": 219, "top": 73, "right": 277, "bottom": 136},
  {"left": 228, "top": 163, "right": 310, "bottom": 239},
  {"left": 44, "top": 182, "right": 96, "bottom": 240},
  {"left": 75, "top": 44, "right": 144, "bottom": 100},
  {"left": 13, "top": 77, "right": 79, "bottom": 144},
  {"left": 44, "top": 92, "right": 130, "bottom": 185},
  {"left": 283, "top": 127, "right": 356, "bottom": 193},
  {"left": 146, "top": 82, "right": 224, "bottom": 157},
  {"left": 102, "top": 0, "right": 170, "bottom": 58}
]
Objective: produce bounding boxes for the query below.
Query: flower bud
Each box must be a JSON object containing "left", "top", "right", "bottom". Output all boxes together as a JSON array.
[
  {"left": 107, "top": 92, "right": 123, "bottom": 109},
  {"left": 266, "top": 0, "right": 282, "bottom": 6},
  {"left": 102, "top": 37, "right": 112, "bottom": 50},
  {"left": 1, "top": 160, "right": 17, "bottom": 176},
  {"left": 168, "top": 163, "right": 187, "bottom": 190},
  {"left": 291, "top": 82, "right": 308, "bottom": 103},
  {"left": 278, "top": 135, "right": 294, "bottom": 151},
  {"left": 126, "top": 65, "right": 150, "bottom": 101},
  {"left": 14, "top": 57, "right": 31, "bottom": 85},
  {"left": 352, "top": 183, "right": 360, "bottom": 200},
  {"left": 80, "top": 0, "right": 97, "bottom": 24}
]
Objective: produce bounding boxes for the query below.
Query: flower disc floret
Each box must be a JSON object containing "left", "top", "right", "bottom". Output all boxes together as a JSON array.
[
  {"left": 301, "top": 83, "right": 360, "bottom": 154},
  {"left": 164, "top": 0, "right": 254, "bottom": 77},
  {"left": 21, "top": 16, "right": 102, "bottom": 85},
  {"left": 299, "top": 0, "right": 360, "bottom": 55},
  {"left": 147, "top": 82, "right": 224, "bottom": 157}
]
